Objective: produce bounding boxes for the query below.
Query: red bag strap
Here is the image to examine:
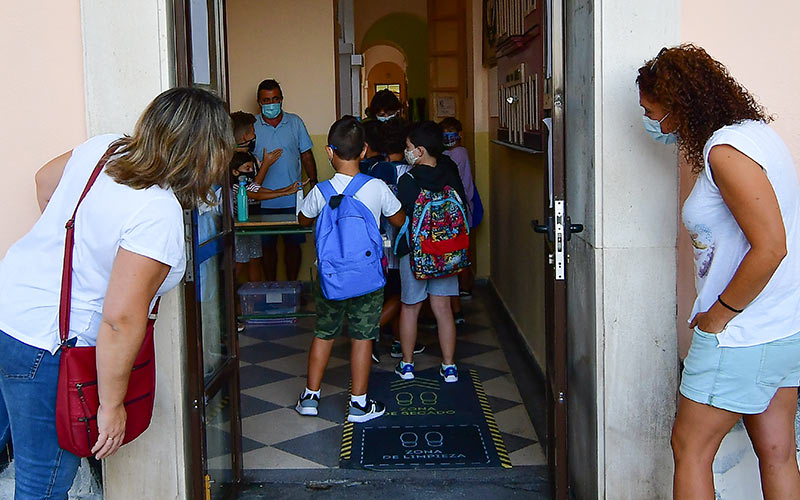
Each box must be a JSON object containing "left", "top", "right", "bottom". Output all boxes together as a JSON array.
[{"left": 58, "top": 145, "right": 120, "bottom": 345}]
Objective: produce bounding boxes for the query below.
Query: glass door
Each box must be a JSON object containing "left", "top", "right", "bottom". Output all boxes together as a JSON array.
[{"left": 174, "top": 1, "right": 241, "bottom": 499}]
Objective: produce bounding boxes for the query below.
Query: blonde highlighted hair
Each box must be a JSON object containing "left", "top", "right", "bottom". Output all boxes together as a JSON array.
[{"left": 105, "top": 87, "right": 235, "bottom": 208}]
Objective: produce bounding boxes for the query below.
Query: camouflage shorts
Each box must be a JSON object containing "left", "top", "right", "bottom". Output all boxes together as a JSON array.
[{"left": 314, "top": 281, "right": 384, "bottom": 341}]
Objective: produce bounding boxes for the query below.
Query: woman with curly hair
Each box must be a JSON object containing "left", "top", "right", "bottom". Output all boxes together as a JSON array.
[{"left": 637, "top": 44, "right": 800, "bottom": 499}]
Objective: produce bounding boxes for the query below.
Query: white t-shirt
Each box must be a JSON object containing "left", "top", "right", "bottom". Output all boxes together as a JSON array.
[
  {"left": 682, "top": 120, "right": 800, "bottom": 347},
  {"left": 0, "top": 134, "right": 186, "bottom": 353},
  {"left": 300, "top": 173, "right": 401, "bottom": 226}
]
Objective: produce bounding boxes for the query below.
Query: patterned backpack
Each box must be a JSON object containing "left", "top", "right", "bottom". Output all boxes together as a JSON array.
[{"left": 396, "top": 173, "right": 471, "bottom": 279}]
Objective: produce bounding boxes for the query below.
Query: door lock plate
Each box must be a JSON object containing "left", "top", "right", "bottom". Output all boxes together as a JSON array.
[{"left": 554, "top": 200, "right": 566, "bottom": 280}]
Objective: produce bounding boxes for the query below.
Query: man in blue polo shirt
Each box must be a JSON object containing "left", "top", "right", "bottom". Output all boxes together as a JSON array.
[{"left": 254, "top": 79, "right": 318, "bottom": 281}]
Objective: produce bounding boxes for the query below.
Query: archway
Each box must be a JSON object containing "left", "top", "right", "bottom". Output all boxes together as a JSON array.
[
  {"left": 362, "top": 44, "right": 407, "bottom": 116},
  {"left": 360, "top": 12, "right": 428, "bottom": 116}
]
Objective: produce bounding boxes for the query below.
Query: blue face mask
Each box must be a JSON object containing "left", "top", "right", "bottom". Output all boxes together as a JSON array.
[
  {"left": 443, "top": 132, "right": 459, "bottom": 147},
  {"left": 642, "top": 113, "right": 677, "bottom": 144},
  {"left": 261, "top": 103, "right": 282, "bottom": 119}
]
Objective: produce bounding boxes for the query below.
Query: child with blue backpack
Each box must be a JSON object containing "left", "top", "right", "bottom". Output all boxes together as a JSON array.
[
  {"left": 295, "top": 116, "right": 405, "bottom": 423},
  {"left": 394, "top": 121, "right": 470, "bottom": 383}
]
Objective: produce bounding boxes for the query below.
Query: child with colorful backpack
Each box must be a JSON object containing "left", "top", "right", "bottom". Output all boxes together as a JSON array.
[
  {"left": 394, "top": 121, "right": 470, "bottom": 383},
  {"left": 295, "top": 116, "right": 405, "bottom": 423}
]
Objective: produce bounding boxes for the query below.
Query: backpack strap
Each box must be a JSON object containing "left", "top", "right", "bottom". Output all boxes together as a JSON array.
[
  {"left": 342, "top": 173, "right": 372, "bottom": 197},
  {"left": 317, "top": 180, "right": 338, "bottom": 203}
]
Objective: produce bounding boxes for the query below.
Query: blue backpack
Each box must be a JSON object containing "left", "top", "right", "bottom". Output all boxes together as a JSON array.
[{"left": 315, "top": 174, "right": 386, "bottom": 300}]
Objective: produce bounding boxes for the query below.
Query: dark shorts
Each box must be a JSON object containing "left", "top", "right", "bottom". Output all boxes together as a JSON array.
[
  {"left": 314, "top": 281, "right": 384, "bottom": 341},
  {"left": 385, "top": 269, "right": 401, "bottom": 296},
  {"left": 256, "top": 207, "right": 307, "bottom": 245}
]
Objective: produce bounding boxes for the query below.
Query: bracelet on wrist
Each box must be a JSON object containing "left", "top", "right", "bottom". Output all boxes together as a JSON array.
[{"left": 717, "top": 295, "right": 743, "bottom": 314}]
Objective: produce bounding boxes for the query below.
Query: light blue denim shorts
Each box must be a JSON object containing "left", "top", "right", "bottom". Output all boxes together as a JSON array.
[
  {"left": 680, "top": 327, "right": 800, "bottom": 414},
  {"left": 399, "top": 255, "right": 459, "bottom": 305}
]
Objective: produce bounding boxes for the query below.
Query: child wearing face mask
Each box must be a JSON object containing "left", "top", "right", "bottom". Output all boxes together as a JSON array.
[
  {"left": 229, "top": 152, "right": 302, "bottom": 321},
  {"left": 439, "top": 118, "right": 477, "bottom": 313},
  {"left": 394, "top": 121, "right": 469, "bottom": 383},
  {"left": 369, "top": 89, "right": 403, "bottom": 123}
]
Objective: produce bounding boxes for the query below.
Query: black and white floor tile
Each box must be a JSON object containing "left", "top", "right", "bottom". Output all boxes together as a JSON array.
[{"left": 233, "top": 293, "right": 545, "bottom": 470}]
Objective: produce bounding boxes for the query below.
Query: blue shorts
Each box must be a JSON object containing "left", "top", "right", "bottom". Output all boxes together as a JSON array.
[
  {"left": 680, "top": 327, "right": 800, "bottom": 414},
  {"left": 256, "top": 207, "right": 307, "bottom": 246},
  {"left": 399, "top": 255, "right": 459, "bottom": 305}
]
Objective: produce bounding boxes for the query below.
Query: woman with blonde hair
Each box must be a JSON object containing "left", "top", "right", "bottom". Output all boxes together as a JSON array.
[
  {"left": 0, "top": 86, "right": 234, "bottom": 499},
  {"left": 637, "top": 45, "right": 800, "bottom": 499}
]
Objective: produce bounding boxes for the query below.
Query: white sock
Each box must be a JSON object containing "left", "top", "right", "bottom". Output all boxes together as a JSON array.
[
  {"left": 400, "top": 360, "right": 414, "bottom": 368},
  {"left": 351, "top": 393, "right": 367, "bottom": 406},
  {"left": 303, "top": 387, "right": 321, "bottom": 398},
  {"left": 441, "top": 363, "right": 456, "bottom": 370}
]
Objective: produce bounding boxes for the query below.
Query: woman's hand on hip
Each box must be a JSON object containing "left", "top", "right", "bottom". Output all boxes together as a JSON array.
[
  {"left": 689, "top": 301, "right": 737, "bottom": 334},
  {"left": 91, "top": 403, "right": 127, "bottom": 459}
]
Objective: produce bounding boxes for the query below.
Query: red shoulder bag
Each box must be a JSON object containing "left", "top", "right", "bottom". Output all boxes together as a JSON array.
[{"left": 55, "top": 146, "right": 159, "bottom": 457}]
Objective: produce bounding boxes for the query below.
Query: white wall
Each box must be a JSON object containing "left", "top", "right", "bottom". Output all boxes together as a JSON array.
[
  {"left": 595, "top": 0, "right": 681, "bottom": 497},
  {"left": 79, "top": 2, "right": 191, "bottom": 499}
]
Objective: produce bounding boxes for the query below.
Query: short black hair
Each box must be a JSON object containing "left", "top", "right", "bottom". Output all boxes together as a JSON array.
[
  {"left": 327, "top": 115, "right": 365, "bottom": 161},
  {"left": 230, "top": 151, "right": 255, "bottom": 182},
  {"left": 369, "top": 89, "right": 401, "bottom": 116},
  {"left": 257, "top": 79, "right": 283, "bottom": 97},
  {"left": 438, "top": 117, "right": 462, "bottom": 132},
  {"left": 382, "top": 118, "right": 409, "bottom": 154},
  {"left": 362, "top": 120, "right": 384, "bottom": 152},
  {"left": 407, "top": 121, "right": 444, "bottom": 157},
  {"left": 230, "top": 111, "right": 256, "bottom": 139}
]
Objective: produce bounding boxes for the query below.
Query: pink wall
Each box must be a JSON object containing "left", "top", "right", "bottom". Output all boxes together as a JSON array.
[
  {"left": 677, "top": 1, "right": 800, "bottom": 356},
  {"left": 0, "top": 2, "right": 87, "bottom": 256}
]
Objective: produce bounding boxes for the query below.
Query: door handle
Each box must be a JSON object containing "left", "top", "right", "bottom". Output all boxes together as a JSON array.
[
  {"left": 566, "top": 217, "right": 583, "bottom": 241},
  {"left": 531, "top": 217, "right": 554, "bottom": 243}
]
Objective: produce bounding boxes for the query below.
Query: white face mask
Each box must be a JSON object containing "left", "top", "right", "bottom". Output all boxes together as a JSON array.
[
  {"left": 404, "top": 147, "right": 418, "bottom": 166},
  {"left": 642, "top": 112, "right": 677, "bottom": 144}
]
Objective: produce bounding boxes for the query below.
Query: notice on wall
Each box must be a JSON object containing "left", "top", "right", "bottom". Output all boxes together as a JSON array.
[{"left": 436, "top": 96, "right": 456, "bottom": 117}]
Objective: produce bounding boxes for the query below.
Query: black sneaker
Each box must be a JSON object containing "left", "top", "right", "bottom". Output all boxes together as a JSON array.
[
  {"left": 371, "top": 342, "right": 380, "bottom": 364},
  {"left": 347, "top": 398, "right": 386, "bottom": 423},
  {"left": 459, "top": 289, "right": 472, "bottom": 299},
  {"left": 295, "top": 392, "right": 320, "bottom": 416},
  {"left": 454, "top": 312, "right": 466, "bottom": 326},
  {"left": 390, "top": 340, "right": 425, "bottom": 358}
]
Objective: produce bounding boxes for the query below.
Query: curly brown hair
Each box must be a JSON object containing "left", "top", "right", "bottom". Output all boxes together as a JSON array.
[{"left": 636, "top": 44, "right": 771, "bottom": 173}]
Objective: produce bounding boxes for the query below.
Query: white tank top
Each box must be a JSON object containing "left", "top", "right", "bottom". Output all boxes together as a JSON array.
[{"left": 682, "top": 120, "right": 800, "bottom": 347}]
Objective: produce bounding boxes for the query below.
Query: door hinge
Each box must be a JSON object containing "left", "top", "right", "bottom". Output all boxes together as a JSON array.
[{"left": 183, "top": 209, "right": 194, "bottom": 283}]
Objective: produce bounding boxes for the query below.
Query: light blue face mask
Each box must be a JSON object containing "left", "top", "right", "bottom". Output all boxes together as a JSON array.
[
  {"left": 642, "top": 112, "right": 677, "bottom": 144},
  {"left": 261, "top": 103, "right": 282, "bottom": 119},
  {"left": 376, "top": 112, "right": 398, "bottom": 123}
]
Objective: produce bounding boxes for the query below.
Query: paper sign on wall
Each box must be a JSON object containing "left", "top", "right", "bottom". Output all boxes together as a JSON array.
[{"left": 436, "top": 96, "right": 456, "bottom": 117}]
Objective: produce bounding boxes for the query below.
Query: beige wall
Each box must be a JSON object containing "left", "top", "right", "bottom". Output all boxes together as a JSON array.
[
  {"left": 227, "top": 0, "right": 337, "bottom": 280},
  {"left": 490, "top": 146, "right": 548, "bottom": 365},
  {"left": 226, "top": 0, "right": 337, "bottom": 137},
  {"left": 467, "top": 0, "right": 491, "bottom": 279},
  {"left": 0, "top": 2, "right": 86, "bottom": 256},
  {"left": 677, "top": 1, "right": 800, "bottom": 357}
]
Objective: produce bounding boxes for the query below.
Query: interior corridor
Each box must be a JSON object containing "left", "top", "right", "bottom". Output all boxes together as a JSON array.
[{"left": 210, "top": 285, "right": 549, "bottom": 493}]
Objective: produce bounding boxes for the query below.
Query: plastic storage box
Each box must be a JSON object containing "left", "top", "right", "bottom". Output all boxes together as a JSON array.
[{"left": 237, "top": 281, "right": 301, "bottom": 316}]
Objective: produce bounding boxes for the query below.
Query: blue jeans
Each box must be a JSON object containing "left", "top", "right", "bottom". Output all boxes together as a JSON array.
[{"left": 0, "top": 330, "right": 81, "bottom": 499}]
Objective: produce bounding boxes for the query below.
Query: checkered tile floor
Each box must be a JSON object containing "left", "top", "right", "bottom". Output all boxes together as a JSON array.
[{"left": 233, "top": 292, "right": 545, "bottom": 470}]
